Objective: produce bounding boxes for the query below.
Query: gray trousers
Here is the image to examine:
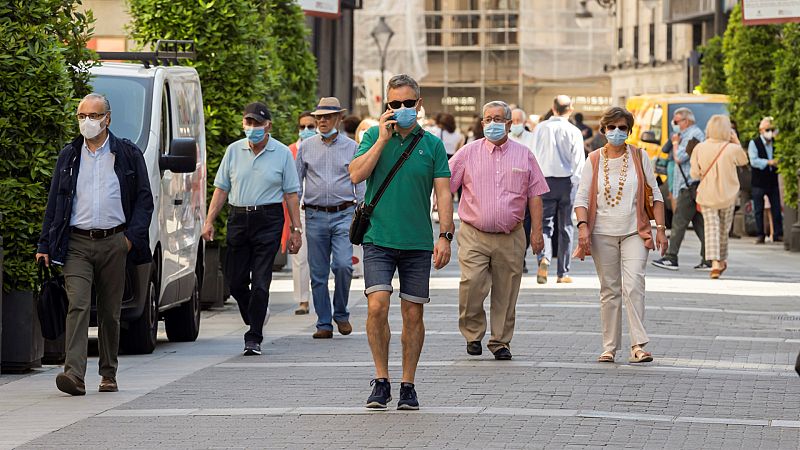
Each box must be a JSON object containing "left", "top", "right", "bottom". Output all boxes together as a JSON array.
[
  {"left": 664, "top": 188, "right": 706, "bottom": 264},
  {"left": 62, "top": 231, "right": 128, "bottom": 381}
]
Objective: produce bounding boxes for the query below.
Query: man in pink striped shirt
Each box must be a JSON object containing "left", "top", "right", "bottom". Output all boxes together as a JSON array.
[{"left": 449, "top": 101, "right": 549, "bottom": 360}]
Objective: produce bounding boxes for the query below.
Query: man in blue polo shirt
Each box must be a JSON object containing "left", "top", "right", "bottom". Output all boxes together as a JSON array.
[{"left": 202, "top": 102, "right": 303, "bottom": 356}]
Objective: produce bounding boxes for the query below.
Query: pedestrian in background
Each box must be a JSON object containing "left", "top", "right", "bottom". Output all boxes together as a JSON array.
[
  {"left": 36, "top": 93, "right": 154, "bottom": 395},
  {"left": 288, "top": 111, "right": 315, "bottom": 315},
  {"left": 748, "top": 116, "right": 783, "bottom": 244},
  {"left": 691, "top": 115, "right": 749, "bottom": 279},
  {"left": 530, "top": 95, "right": 586, "bottom": 284},
  {"left": 438, "top": 113, "right": 464, "bottom": 159},
  {"left": 342, "top": 114, "right": 361, "bottom": 141},
  {"left": 652, "top": 107, "right": 710, "bottom": 271},
  {"left": 509, "top": 107, "right": 536, "bottom": 273},
  {"left": 465, "top": 115, "right": 484, "bottom": 145},
  {"left": 349, "top": 74, "right": 453, "bottom": 410},
  {"left": 450, "top": 101, "right": 548, "bottom": 360},
  {"left": 574, "top": 106, "right": 667, "bottom": 364},
  {"left": 203, "top": 102, "right": 303, "bottom": 356},
  {"left": 573, "top": 112, "right": 594, "bottom": 156},
  {"left": 297, "top": 97, "right": 364, "bottom": 339}
]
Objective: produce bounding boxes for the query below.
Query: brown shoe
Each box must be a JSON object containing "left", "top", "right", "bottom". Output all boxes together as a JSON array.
[
  {"left": 536, "top": 260, "right": 549, "bottom": 284},
  {"left": 295, "top": 302, "right": 309, "bottom": 315},
  {"left": 557, "top": 276, "right": 573, "bottom": 283},
  {"left": 99, "top": 377, "right": 118, "bottom": 392},
  {"left": 335, "top": 320, "right": 353, "bottom": 335},
  {"left": 55, "top": 372, "right": 86, "bottom": 396},
  {"left": 313, "top": 329, "right": 333, "bottom": 339}
]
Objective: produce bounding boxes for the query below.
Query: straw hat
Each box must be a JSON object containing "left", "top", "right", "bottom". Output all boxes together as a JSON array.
[{"left": 311, "top": 97, "right": 347, "bottom": 116}]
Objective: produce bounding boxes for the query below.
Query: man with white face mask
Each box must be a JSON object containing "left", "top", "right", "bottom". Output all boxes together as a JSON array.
[
  {"left": 36, "top": 93, "right": 154, "bottom": 396},
  {"left": 748, "top": 116, "right": 783, "bottom": 244},
  {"left": 203, "top": 102, "right": 303, "bottom": 356}
]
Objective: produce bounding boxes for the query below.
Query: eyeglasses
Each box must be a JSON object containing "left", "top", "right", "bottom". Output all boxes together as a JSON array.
[
  {"left": 764, "top": 128, "right": 775, "bottom": 132},
  {"left": 482, "top": 116, "right": 508, "bottom": 124},
  {"left": 606, "top": 125, "right": 629, "bottom": 132},
  {"left": 387, "top": 99, "right": 418, "bottom": 109},
  {"left": 77, "top": 112, "right": 107, "bottom": 120},
  {"left": 298, "top": 124, "right": 316, "bottom": 131}
]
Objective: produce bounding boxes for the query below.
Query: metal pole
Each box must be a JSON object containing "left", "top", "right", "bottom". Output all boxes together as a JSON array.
[
  {"left": 380, "top": 52, "right": 385, "bottom": 107},
  {"left": 714, "top": 0, "right": 724, "bottom": 37}
]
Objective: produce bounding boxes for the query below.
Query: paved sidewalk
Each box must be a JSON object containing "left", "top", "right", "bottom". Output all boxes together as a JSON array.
[{"left": 3, "top": 228, "right": 800, "bottom": 449}]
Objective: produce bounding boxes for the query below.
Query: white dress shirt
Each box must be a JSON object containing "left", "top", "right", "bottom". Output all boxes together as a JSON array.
[
  {"left": 530, "top": 116, "right": 585, "bottom": 185},
  {"left": 508, "top": 128, "right": 535, "bottom": 153},
  {"left": 70, "top": 135, "right": 126, "bottom": 230}
]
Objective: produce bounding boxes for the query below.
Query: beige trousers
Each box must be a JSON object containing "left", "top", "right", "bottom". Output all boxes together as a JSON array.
[
  {"left": 590, "top": 233, "right": 649, "bottom": 353},
  {"left": 457, "top": 222, "right": 526, "bottom": 353},
  {"left": 63, "top": 231, "right": 128, "bottom": 381}
]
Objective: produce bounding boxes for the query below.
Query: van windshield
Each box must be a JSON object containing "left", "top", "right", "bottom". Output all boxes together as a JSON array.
[
  {"left": 90, "top": 75, "right": 153, "bottom": 152},
  {"left": 668, "top": 103, "right": 729, "bottom": 136}
]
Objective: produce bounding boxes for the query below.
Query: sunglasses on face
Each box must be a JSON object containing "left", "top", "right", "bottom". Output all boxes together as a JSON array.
[
  {"left": 764, "top": 128, "right": 775, "bottom": 132},
  {"left": 298, "top": 124, "right": 316, "bottom": 131},
  {"left": 386, "top": 99, "right": 418, "bottom": 109},
  {"left": 606, "top": 125, "right": 629, "bottom": 132}
]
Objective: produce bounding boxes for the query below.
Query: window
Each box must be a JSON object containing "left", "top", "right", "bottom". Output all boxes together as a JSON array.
[
  {"left": 160, "top": 85, "right": 171, "bottom": 155},
  {"left": 633, "top": 25, "right": 639, "bottom": 61},
  {"left": 618, "top": 27, "right": 623, "bottom": 49},
  {"left": 649, "top": 23, "right": 655, "bottom": 59},
  {"left": 426, "top": 15, "right": 442, "bottom": 46},
  {"left": 90, "top": 75, "right": 153, "bottom": 152},
  {"left": 666, "top": 24, "right": 673, "bottom": 61}
]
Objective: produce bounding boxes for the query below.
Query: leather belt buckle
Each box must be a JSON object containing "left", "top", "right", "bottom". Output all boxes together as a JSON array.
[
  {"left": 245, "top": 205, "right": 257, "bottom": 212},
  {"left": 89, "top": 229, "right": 107, "bottom": 239}
]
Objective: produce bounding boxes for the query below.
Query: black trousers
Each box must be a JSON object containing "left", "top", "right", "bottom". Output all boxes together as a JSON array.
[
  {"left": 752, "top": 184, "right": 783, "bottom": 239},
  {"left": 225, "top": 204, "right": 284, "bottom": 344}
]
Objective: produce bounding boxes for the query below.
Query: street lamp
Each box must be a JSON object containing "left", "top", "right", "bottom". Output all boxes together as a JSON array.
[{"left": 371, "top": 16, "right": 394, "bottom": 107}]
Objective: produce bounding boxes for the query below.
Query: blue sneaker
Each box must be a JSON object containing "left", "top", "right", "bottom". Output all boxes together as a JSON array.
[
  {"left": 397, "top": 382, "right": 419, "bottom": 410},
  {"left": 366, "top": 378, "right": 391, "bottom": 409}
]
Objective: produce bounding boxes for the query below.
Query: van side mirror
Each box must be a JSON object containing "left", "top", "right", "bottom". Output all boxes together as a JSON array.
[
  {"left": 160, "top": 138, "right": 197, "bottom": 173},
  {"left": 640, "top": 130, "right": 660, "bottom": 145}
]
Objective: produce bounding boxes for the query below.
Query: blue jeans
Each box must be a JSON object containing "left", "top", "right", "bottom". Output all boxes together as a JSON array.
[
  {"left": 305, "top": 206, "right": 354, "bottom": 331},
  {"left": 539, "top": 177, "right": 573, "bottom": 277},
  {"left": 362, "top": 244, "right": 433, "bottom": 303}
]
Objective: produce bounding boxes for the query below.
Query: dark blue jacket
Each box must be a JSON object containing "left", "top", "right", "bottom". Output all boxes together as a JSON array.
[{"left": 37, "top": 132, "right": 154, "bottom": 265}]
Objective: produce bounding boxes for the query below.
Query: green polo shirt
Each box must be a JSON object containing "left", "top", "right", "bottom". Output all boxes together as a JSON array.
[{"left": 354, "top": 125, "right": 450, "bottom": 251}]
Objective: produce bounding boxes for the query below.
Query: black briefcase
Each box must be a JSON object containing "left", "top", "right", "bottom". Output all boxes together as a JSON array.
[
  {"left": 36, "top": 261, "right": 69, "bottom": 340},
  {"left": 795, "top": 351, "right": 800, "bottom": 377}
]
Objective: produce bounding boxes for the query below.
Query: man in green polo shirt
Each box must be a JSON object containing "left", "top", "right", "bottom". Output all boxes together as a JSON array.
[{"left": 350, "top": 74, "right": 454, "bottom": 410}]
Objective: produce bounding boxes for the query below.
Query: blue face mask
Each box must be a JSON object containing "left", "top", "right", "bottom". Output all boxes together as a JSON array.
[
  {"left": 510, "top": 123, "right": 525, "bottom": 136},
  {"left": 605, "top": 128, "right": 628, "bottom": 146},
  {"left": 298, "top": 128, "right": 316, "bottom": 141},
  {"left": 244, "top": 126, "right": 266, "bottom": 144},
  {"left": 393, "top": 107, "right": 418, "bottom": 128},
  {"left": 671, "top": 123, "right": 681, "bottom": 134},
  {"left": 321, "top": 128, "right": 338, "bottom": 139},
  {"left": 483, "top": 122, "right": 508, "bottom": 142}
]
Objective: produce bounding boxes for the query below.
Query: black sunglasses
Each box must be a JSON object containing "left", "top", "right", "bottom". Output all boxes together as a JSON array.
[
  {"left": 764, "top": 128, "right": 775, "bottom": 132},
  {"left": 298, "top": 124, "right": 316, "bottom": 130},
  {"left": 387, "top": 99, "right": 418, "bottom": 109},
  {"left": 606, "top": 125, "right": 629, "bottom": 132}
]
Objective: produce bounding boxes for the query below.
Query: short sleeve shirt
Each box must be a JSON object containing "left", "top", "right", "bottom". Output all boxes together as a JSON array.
[
  {"left": 354, "top": 125, "right": 450, "bottom": 251},
  {"left": 214, "top": 136, "right": 300, "bottom": 206}
]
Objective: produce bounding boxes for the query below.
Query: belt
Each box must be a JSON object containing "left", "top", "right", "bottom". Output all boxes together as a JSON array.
[
  {"left": 71, "top": 225, "right": 126, "bottom": 239},
  {"left": 230, "top": 203, "right": 282, "bottom": 214},
  {"left": 302, "top": 202, "right": 356, "bottom": 213}
]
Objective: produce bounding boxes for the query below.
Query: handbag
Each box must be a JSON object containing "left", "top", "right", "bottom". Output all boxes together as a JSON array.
[
  {"left": 349, "top": 131, "right": 425, "bottom": 245},
  {"left": 36, "top": 260, "right": 69, "bottom": 340},
  {"left": 633, "top": 146, "right": 655, "bottom": 220}
]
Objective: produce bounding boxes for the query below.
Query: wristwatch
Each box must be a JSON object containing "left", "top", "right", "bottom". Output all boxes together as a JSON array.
[
  {"left": 656, "top": 225, "right": 666, "bottom": 231},
  {"left": 291, "top": 226, "right": 303, "bottom": 234},
  {"left": 439, "top": 232, "right": 454, "bottom": 241},
  {"left": 576, "top": 220, "right": 588, "bottom": 229}
]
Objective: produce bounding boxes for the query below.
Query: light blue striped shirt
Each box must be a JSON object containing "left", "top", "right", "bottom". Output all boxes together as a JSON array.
[
  {"left": 671, "top": 124, "right": 705, "bottom": 198},
  {"left": 70, "top": 135, "right": 126, "bottom": 230},
  {"left": 296, "top": 132, "right": 364, "bottom": 206},
  {"left": 214, "top": 136, "right": 300, "bottom": 206}
]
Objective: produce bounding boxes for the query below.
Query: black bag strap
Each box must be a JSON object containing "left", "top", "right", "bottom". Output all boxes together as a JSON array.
[{"left": 368, "top": 130, "right": 425, "bottom": 209}]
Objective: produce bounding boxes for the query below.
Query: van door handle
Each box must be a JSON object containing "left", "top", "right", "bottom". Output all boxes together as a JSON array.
[{"left": 173, "top": 198, "right": 183, "bottom": 205}]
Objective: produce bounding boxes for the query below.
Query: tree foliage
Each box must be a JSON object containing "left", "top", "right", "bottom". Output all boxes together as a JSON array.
[
  {"left": 771, "top": 23, "right": 800, "bottom": 205},
  {"left": 0, "top": 0, "right": 95, "bottom": 292},
  {"left": 722, "top": 3, "right": 781, "bottom": 143},
  {"left": 699, "top": 36, "right": 726, "bottom": 95},
  {"left": 128, "top": 0, "right": 317, "bottom": 241}
]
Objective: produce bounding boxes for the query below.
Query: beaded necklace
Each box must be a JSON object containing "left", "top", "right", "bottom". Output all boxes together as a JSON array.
[{"left": 602, "top": 145, "right": 628, "bottom": 208}]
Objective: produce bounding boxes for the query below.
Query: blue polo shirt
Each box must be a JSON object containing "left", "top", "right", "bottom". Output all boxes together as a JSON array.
[{"left": 214, "top": 136, "right": 300, "bottom": 206}]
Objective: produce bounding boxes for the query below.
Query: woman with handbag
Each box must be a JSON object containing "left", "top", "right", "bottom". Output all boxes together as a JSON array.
[
  {"left": 574, "top": 107, "right": 668, "bottom": 364},
  {"left": 690, "top": 115, "right": 749, "bottom": 279}
]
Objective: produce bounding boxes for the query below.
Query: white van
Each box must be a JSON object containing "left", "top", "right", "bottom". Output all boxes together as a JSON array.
[{"left": 90, "top": 42, "right": 207, "bottom": 353}]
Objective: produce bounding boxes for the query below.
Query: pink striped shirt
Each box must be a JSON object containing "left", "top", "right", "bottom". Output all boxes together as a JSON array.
[{"left": 449, "top": 138, "right": 549, "bottom": 233}]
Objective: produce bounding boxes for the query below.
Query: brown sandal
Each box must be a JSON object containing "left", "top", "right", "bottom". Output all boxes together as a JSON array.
[
  {"left": 629, "top": 347, "right": 653, "bottom": 363},
  {"left": 597, "top": 351, "right": 615, "bottom": 363}
]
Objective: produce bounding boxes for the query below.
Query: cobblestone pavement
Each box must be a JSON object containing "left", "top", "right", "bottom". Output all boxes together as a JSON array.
[{"left": 3, "top": 226, "right": 800, "bottom": 449}]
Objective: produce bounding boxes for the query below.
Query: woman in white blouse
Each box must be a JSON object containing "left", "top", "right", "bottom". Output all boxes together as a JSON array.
[{"left": 574, "top": 107, "right": 669, "bottom": 364}]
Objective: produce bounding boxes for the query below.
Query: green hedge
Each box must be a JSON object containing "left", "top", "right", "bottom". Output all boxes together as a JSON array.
[
  {"left": 129, "top": 0, "right": 317, "bottom": 242},
  {"left": 0, "top": 0, "right": 94, "bottom": 292},
  {"left": 772, "top": 23, "right": 800, "bottom": 205},
  {"left": 699, "top": 36, "right": 726, "bottom": 95}
]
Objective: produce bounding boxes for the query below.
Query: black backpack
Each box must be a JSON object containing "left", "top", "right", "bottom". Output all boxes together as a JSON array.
[{"left": 36, "top": 261, "right": 69, "bottom": 340}]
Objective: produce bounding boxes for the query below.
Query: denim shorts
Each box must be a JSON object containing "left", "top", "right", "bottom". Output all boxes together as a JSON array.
[{"left": 362, "top": 244, "right": 433, "bottom": 304}]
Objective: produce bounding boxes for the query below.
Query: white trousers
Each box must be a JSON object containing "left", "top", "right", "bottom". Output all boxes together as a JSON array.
[
  {"left": 590, "top": 233, "right": 650, "bottom": 353},
  {"left": 290, "top": 214, "right": 311, "bottom": 304}
]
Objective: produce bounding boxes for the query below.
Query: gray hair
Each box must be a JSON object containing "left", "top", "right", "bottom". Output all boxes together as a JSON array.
[
  {"left": 482, "top": 101, "right": 512, "bottom": 120},
  {"left": 387, "top": 74, "right": 420, "bottom": 98},
  {"left": 82, "top": 93, "right": 111, "bottom": 113},
  {"left": 674, "top": 107, "right": 696, "bottom": 124},
  {"left": 512, "top": 108, "right": 527, "bottom": 120}
]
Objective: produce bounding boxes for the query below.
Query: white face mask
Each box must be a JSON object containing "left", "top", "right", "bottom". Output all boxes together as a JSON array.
[
  {"left": 79, "top": 115, "right": 106, "bottom": 140},
  {"left": 763, "top": 130, "right": 774, "bottom": 141}
]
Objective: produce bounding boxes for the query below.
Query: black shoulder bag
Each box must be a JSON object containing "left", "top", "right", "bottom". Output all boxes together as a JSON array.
[{"left": 349, "top": 131, "right": 425, "bottom": 245}]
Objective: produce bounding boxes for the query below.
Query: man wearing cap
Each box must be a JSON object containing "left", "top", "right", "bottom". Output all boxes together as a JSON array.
[
  {"left": 202, "top": 102, "right": 303, "bottom": 356},
  {"left": 296, "top": 97, "right": 365, "bottom": 339}
]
